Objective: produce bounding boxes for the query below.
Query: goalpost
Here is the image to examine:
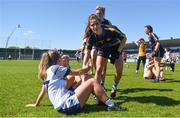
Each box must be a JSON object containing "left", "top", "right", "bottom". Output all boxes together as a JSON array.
[{"left": 18, "top": 48, "right": 34, "bottom": 60}]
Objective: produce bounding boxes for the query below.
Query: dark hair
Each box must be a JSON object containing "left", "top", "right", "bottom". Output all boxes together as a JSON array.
[
  {"left": 145, "top": 25, "right": 153, "bottom": 32},
  {"left": 139, "top": 38, "right": 145, "bottom": 42},
  {"left": 83, "top": 14, "right": 100, "bottom": 39}
]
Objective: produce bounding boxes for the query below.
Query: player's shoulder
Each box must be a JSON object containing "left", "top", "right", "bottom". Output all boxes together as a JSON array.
[
  {"left": 47, "top": 65, "right": 58, "bottom": 72},
  {"left": 103, "top": 25, "right": 117, "bottom": 31},
  {"left": 151, "top": 33, "right": 159, "bottom": 40},
  {"left": 48, "top": 65, "right": 68, "bottom": 73},
  {"left": 102, "top": 18, "right": 112, "bottom": 25}
]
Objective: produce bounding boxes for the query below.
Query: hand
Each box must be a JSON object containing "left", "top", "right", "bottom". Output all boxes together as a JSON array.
[{"left": 25, "top": 103, "right": 37, "bottom": 107}]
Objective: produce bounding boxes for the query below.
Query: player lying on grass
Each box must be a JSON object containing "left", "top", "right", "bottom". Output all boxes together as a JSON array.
[
  {"left": 26, "top": 51, "right": 127, "bottom": 115},
  {"left": 143, "top": 54, "right": 165, "bottom": 81}
]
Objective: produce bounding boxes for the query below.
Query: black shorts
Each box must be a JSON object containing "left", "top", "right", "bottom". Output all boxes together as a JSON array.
[
  {"left": 154, "top": 49, "right": 165, "bottom": 58},
  {"left": 137, "top": 56, "right": 146, "bottom": 61},
  {"left": 97, "top": 44, "right": 120, "bottom": 64}
]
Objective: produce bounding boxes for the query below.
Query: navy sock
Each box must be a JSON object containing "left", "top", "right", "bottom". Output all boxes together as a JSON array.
[
  {"left": 112, "top": 80, "right": 118, "bottom": 90},
  {"left": 100, "top": 80, "right": 104, "bottom": 86}
]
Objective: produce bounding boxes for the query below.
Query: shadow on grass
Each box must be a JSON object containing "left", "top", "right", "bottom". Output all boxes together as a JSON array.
[
  {"left": 120, "top": 88, "right": 173, "bottom": 94},
  {"left": 39, "top": 104, "right": 53, "bottom": 108},
  {"left": 114, "top": 95, "right": 180, "bottom": 106},
  {"left": 105, "top": 74, "right": 127, "bottom": 77},
  {"left": 163, "top": 78, "right": 180, "bottom": 83},
  {"left": 106, "top": 88, "right": 173, "bottom": 94},
  {"left": 163, "top": 73, "right": 172, "bottom": 75},
  {"left": 80, "top": 101, "right": 124, "bottom": 114},
  {"left": 39, "top": 103, "right": 109, "bottom": 115},
  {"left": 81, "top": 104, "right": 107, "bottom": 113},
  {"left": 61, "top": 104, "right": 109, "bottom": 116}
]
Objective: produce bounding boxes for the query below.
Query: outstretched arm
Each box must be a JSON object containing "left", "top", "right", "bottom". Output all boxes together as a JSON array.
[
  {"left": 70, "top": 63, "right": 91, "bottom": 76},
  {"left": 82, "top": 49, "right": 91, "bottom": 68},
  {"left": 26, "top": 85, "right": 46, "bottom": 107}
]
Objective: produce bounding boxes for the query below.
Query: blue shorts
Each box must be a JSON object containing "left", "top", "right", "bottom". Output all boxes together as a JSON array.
[{"left": 58, "top": 94, "right": 81, "bottom": 115}]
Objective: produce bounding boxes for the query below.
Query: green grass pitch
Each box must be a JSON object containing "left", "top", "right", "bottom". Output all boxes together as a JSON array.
[{"left": 0, "top": 60, "right": 180, "bottom": 117}]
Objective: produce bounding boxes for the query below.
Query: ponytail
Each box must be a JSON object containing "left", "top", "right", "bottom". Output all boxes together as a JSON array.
[{"left": 38, "top": 51, "right": 60, "bottom": 80}]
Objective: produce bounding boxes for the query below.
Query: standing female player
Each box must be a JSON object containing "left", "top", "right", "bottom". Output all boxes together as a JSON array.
[
  {"left": 26, "top": 51, "right": 127, "bottom": 114},
  {"left": 135, "top": 38, "right": 147, "bottom": 74},
  {"left": 83, "top": 14, "right": 127, "bottom": 98},
  {"left": 83, "top": 6, "right": 112, "bottom": 83},
  {"left": 144, "top": 25, "right": 165, "bottom": 82},
  {"left": 91, "top": 6, "right": 112, "bottom": 86}
]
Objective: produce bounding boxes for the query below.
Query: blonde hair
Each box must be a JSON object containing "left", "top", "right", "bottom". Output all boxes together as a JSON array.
[{"left": 38, "top": 50, "right": 60, "bottom": 80}]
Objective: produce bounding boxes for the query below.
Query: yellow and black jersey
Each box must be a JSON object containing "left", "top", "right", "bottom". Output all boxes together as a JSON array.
[
  {"left": 102, "top": 18, "right": 112, "bottom": 25},
  {"left": 86, "top": 25, "right": 126, "bottom": 50},
  {"left": 138, "top": 43, "right": 147, "bottom": 57}
]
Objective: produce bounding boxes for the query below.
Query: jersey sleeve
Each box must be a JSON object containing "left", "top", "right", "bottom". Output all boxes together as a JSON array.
[
  {"left": 86, "top": 35, "right": 95, "bottom": 50},
  {"left": 106, "top": 25, "right": 126, "bottom": 41},
  {"left": 152, "top": 33, "right": 159, "bottom": 41},
  {"left": 54, "top": 66, "right": 71, "bottom": 78},
  {"left": 103, "top": 18, "right": 112, "bottom": 25},
  {"left": 113, "top": 26, "right": 126, "bottom": 40}
]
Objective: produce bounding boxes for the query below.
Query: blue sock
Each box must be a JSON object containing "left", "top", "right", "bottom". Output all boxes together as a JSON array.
[
  {"left": 105, "top": 99, "right": 115, "bottom": 107},
  {"left": 155, "top": 77, "right": 160, "bottom": 81}
]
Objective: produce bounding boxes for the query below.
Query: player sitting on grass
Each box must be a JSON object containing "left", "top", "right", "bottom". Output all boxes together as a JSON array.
[
  {"left": 143, "top": 54, "right": 165, "bottom": 81},
  {"left": 26, "top": 50, "right": 127, "bottom": 115}
]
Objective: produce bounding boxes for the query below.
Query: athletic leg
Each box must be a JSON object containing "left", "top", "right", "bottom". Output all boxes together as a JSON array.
[
  {"left": 110, "top": 54, "right": 123, "bottom": 98},
  {"left": 153, "top": 57, "right": 162, "bottom": 82},
  {"left": 91, "top": 49, "right": 97, "bottom": 74},
  {"left": 136, "top": 57, "right": 141, "bottom": 73},
  {"left": 142, "top": 56, "right": 146, "bottom": 67},
  {"left": 95, "top": 56, "right": 108, "bottom": 83},
  {"left": 101, "top": 63, "right": 107, "bottom": 86}
]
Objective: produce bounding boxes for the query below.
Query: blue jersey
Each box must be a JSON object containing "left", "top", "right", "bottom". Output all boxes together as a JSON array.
[{"left": 148, "top": 33, "right": 163, "bottom": 52}]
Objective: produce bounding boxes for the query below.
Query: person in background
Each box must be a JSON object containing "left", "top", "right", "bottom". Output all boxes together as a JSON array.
[
  {"left": 144, "top": 25, "right": 165, "bottom": 82},
  {"left": 75, "top": 51, "right": 80, "bottom": 63},
  {"left": 122, "top": 51, "right": 128, "bottom": 68},
  {"left": 135, "top": 38, "right": 147, "bottom": 74},
  {"left": 143, "top": 54, "right": 165, "bottom": 81}
]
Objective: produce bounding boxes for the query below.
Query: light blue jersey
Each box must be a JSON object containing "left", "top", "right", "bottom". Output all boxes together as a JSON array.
[{"left": 44, "top": 65, "right": 73, "bottom": 110}]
